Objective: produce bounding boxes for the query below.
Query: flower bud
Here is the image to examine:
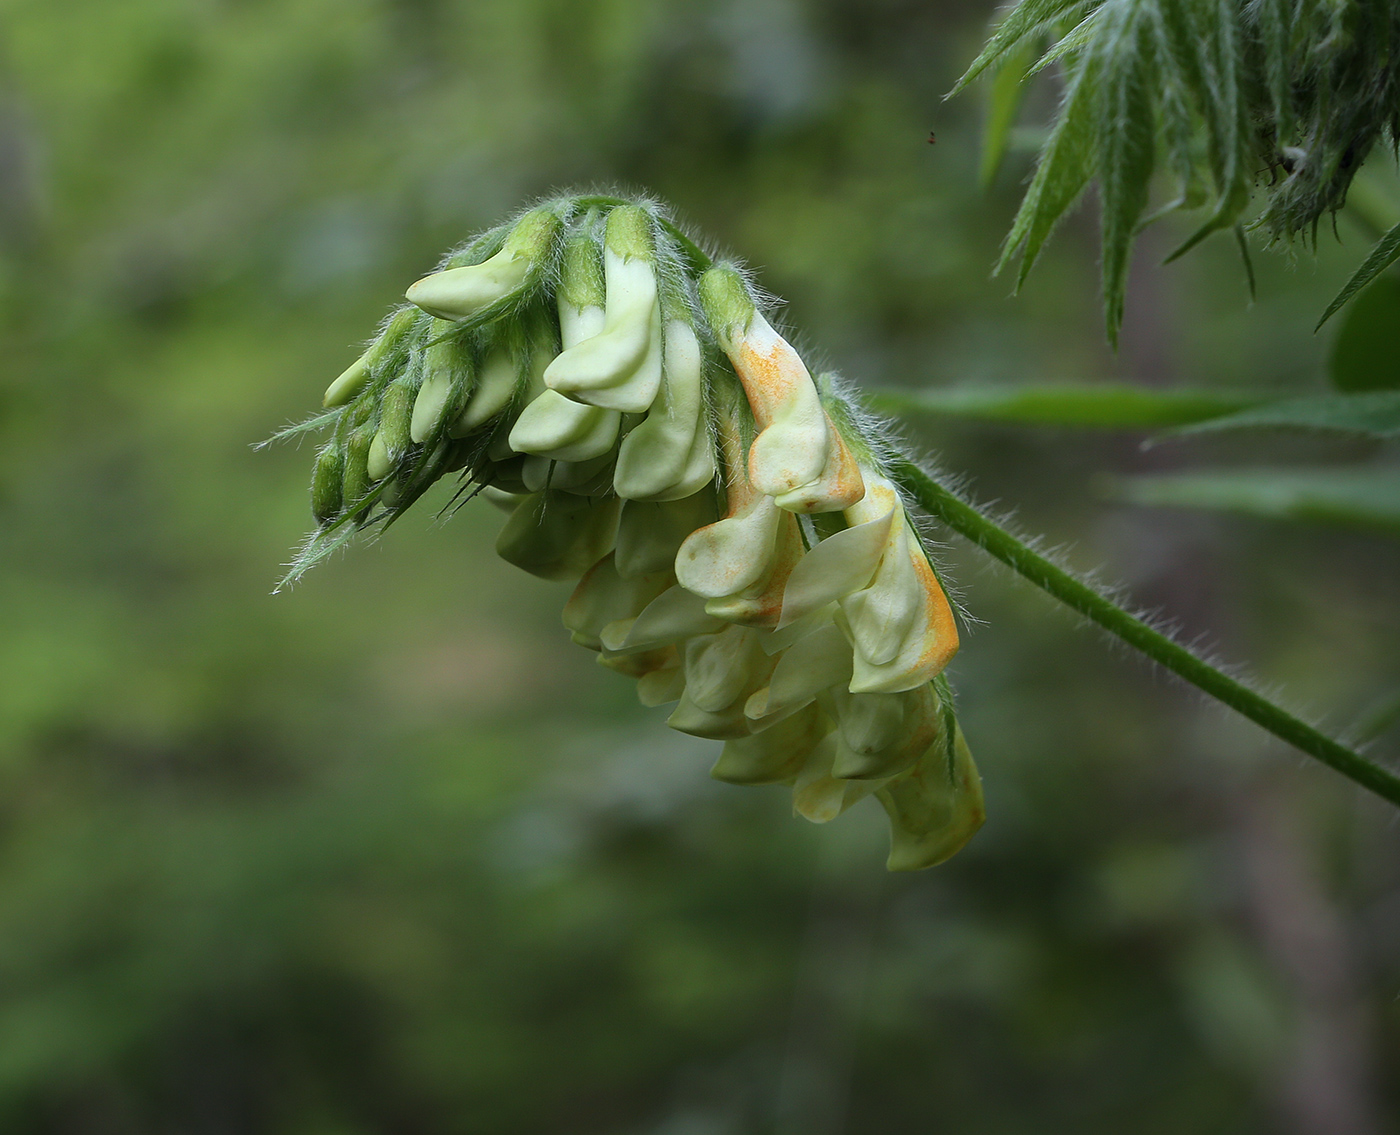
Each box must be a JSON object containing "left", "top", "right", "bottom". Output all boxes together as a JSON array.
[
  {"left": 829, "top": 683, "right": 940, "bottom": 781},
  {"left": 834, "top": 471, "right": 960, "bottom": 694},
  {"left": 409, "top": 324, "right": 471, "bottom": 443},
  {"left": 674, "top": 486, "right": 780, "bottom": 600},
  {"left": 776, "top": 505, "right": 892, "bottom": 628},
  {"left": 495, "top": 491, "right": 619, "bottom": 581},
  {"left": 520, "top": 453, "right": 617, "bottom": 496},
  {"left": 405, "top": 207, "right": 561, "bottom": 321},
  {"left": 613, "top": 491, "right": 719, "bottom": 579},
  {"left": 613, "top": 319, "right": 715, "bottom": 501},
  {"left": 877, "top": 725, "right": 984, "bottom": 871},
  {"left": 561, "top": 553, "right": 672, "bottom": 650},
  {"left": 676, "top": 465, "right": 805, "bottom": 628},
  {"left": 636, "top": 663, "right": 686, "bottom": 707},
  {"left": 368, "top": 377, "right": 416, "bottom": 480},
  {"left": 341, "top": 423, "right": 375, "bottom": 514},
  {"left": 509, "top": 391, "right": 621, "bottom": 463},
  {"left": 711, "top": 702, "right": 828, "bottom": 785},
  {"left": 600, "top": 584, "right": 726, "bottom": 654},
  {"left": 543, "top": 207, "right": 662, "bottom": 413},
  {"left": 597, "top": 645, "right": 678, "bottom": 679},
  {"left": 558, "top": 219, "right": 607, "bottom": 314},
  {"left": 322, "top": 308, "right": 419, "bottom": 408},
  {"left": 481, "top": 485, "right": 528, "bottom": 512},
  {"left": 744, "top": 620, "right": 853, "bottom": 722},
  {"left": 508, "top": 240, "right": 623, "bottom": 462},
  {"left": 791, "top": 735, "right": 882, "bottom": 823},
  {"left": 666, "top": 688, "right": 755, "bottom": 741},
  {"left": 310, "top": 441, "right": 345, "bottom": 526},
  {"left": 449, "top": 345, "right": 517, "bottom": 437},
  {"left": 682, "top": 626, "right": 769, "bottom": 713},
  {"left": 698, "top": 267, "right": 862, "bottom": 513},
  {"left": 673, "top": 419, "right": 805, "bottom": 629}
]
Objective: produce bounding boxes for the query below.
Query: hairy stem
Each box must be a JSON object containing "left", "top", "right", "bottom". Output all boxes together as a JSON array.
[{"left": 891, "top": 461, "right": 1400, "bottom": 810}]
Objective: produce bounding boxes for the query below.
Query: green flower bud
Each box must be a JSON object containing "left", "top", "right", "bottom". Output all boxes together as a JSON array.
[
  {"left": 776, "top": 508, "right": 891, "bottom": 627},
  {"left": 558, "top": 221, "right": 606, "bottom": 312},
  {"left": 830, "top": 683, "right": 939, "bottom": 781},
  {"left": 666, "top": 687, "right": 756, "bottom": 741},
  {"left": 494, "top": 491, "right": 619, "bottom": 581},
  {"left": 877, "top": 725, "right": 984, "bottom": 871},
  {"left": 599, "top": 584, "right": 726, "bottom": 654},
  {"left": 341, "top": 424, "right": 374, "bottom": 515},
  {"left": 509, "top": 391, "right": 621, "bottom": 463},
  {"left": 596, "top": 645, "right": 678, "bottom": 680},
  {"left": 744, "top": 620, "right": 853, "bottom": 722},
  {"left": 520, "top": 452, "right": 617, "bottom": 496},
  {"left": 636, "top": 664, "right": 685, "bottom": 707},
  {"left": 711, "top": 703, "right": 827, "bottom": 786},
  {"left": 310, "top": 441, "right": 345, "bottom": 526},
  {"left": 682, "top": 626, "right": 770, "bottom": 714},
  {"left": 562, "top": 553, "right": 672, "bottom": 650},
  {"left": 696, "top": 265, "right": 756, "bottom": 350},
  {"left": 791, "top": 735, "right": 883, "bottom": 823},
  {"left": 614, "top": 491, "right": 719, "bottom": 579},
  {"left": 405, "top": 207, "right": 561, "bottom": 321},
  {"left": 368, "top": 377, "right": 416, "bottom": 480},
  {"left": 449, "top": 345, "right": 515, "bottom": 436},
  {"left": 323, "top": 308, "right": 418, "bottom": 408},
  {"left": 542, "top": 207, "right": 662, "bottom": 414},
  {"left": 613, "top": 319, "right": 714, "bottom": 501},
  {"left": 411, "top": 324, "right": 471, "bottom": 443}
]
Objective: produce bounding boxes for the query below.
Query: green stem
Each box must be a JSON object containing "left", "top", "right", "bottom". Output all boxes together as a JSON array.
[{"left": 891, "top": 460, "right": 1400, "bottom": 809}]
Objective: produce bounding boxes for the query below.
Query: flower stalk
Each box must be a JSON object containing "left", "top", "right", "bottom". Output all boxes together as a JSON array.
[{"left": 891, "top": 461, "right": 1400, "bottom": 810}]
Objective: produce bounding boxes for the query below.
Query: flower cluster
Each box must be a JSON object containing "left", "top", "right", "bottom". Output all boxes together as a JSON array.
[{"left": 287, "top": 194, "right": 983, "bottom": 870}]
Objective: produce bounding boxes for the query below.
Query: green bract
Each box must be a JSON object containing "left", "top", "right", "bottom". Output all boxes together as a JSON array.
[{"left": 275, "top": 193, "right": 981, "bottom": 871}]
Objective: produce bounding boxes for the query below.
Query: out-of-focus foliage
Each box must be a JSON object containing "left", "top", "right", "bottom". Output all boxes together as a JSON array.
[
  {"left": 3, "top": 0, "right": 1399, "bottom": 1133},
  {"left": 1328, "top": 277, "right": 1400, "bottom": 391},
  {"left": 1109, "top": 468, "right": 1400, "bottom": 534},
  {"left": 1166, "top": 392, "right": 1400, "bottom": 440},
  {"left": 868, "top": 384, "right": 1266, "bottom": 427},
  {"left": 955, "top": 0, "right": 1400, "bottom": 340}
]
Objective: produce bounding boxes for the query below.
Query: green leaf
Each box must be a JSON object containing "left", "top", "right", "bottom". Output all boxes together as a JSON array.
[
  {"left": 1095, "top": 0, "right": 1157, "bottom": 344},
  {"left": 997, "top": 48, "right": 1098, "bottom": 284},
  {"left": 1165, "top": 392, "right": 1400, "bottom": 439},
  {"left": 979, "top": 40, "right": 1038, "bottom": 188},
  {"left": 1327, "top": 276, "right": 1400, "bottom": 392},
  {"left": 1158, "top": 0, "right": 1251, "bottom": 264},
  {"left": 949, "top": 0, "right": 1092, "bottom": 94},
  {"left": 866, "top": 383, "right": 1267, "bottom": 428},
  {"left": 1025, "top": 5, "right": 1104, "bottom": 76},
  {"left": 1107, "top": 468, "right": 1400, "bottom": 535},
  {"left": 1317, "top": 220, "right": 1400, "bottom": 329}
]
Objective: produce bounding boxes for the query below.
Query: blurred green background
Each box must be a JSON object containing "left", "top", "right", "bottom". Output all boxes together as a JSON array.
[{"left": 2, "top": 0, "right": 1398, "bottom": 1131}]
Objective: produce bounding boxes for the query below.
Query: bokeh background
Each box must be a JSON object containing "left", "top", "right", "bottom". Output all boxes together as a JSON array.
[{"left": 3, "top": 0, "right": 1399, "bottom": 1131}]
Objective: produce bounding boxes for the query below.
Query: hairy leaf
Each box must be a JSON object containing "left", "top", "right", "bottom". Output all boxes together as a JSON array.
[
  {"left": 951, "top": 0, "right": 1091, "bottom": 92},
  {"left": 957, "top": 0, "right": 1400, "bottom": 336},
  {"left": 1317, "top": 220, "right": 1400, "bottom": 329}
]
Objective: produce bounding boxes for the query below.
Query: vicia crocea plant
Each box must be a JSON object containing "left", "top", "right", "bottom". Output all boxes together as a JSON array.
[
  {"left": 276, "top": 191, "right": 1400, "bottom": 863},
  {"left": 278, "top": 193, "right": 981, "bottom": 871}
]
